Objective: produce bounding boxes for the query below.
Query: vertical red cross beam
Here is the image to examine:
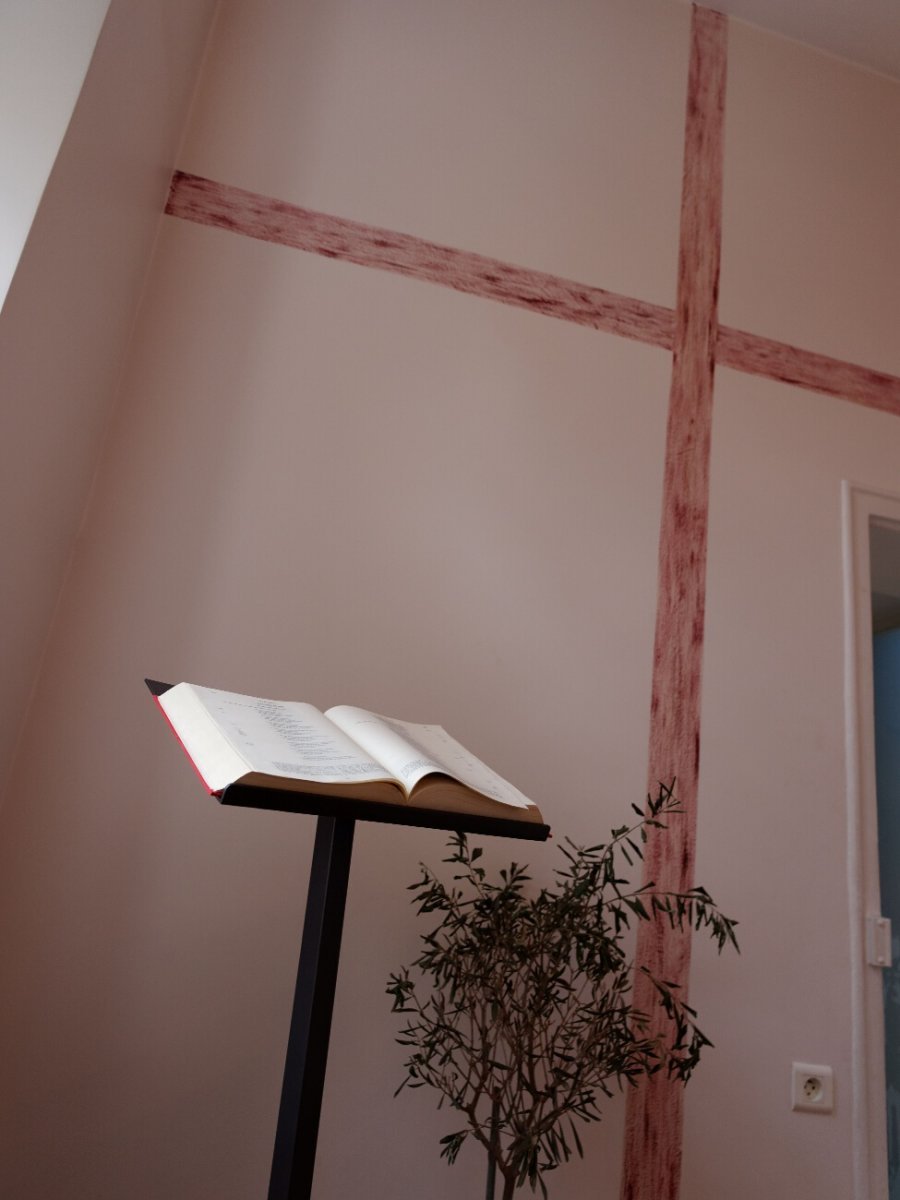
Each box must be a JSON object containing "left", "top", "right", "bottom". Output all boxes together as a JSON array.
[{"left": 620, "top": 8, "right": 728, "bottom": 1199}]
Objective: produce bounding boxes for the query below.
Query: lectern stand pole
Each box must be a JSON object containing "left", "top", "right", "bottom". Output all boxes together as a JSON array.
[{"left": 267, "top": 815, "right": 356, "bottom": 1200}]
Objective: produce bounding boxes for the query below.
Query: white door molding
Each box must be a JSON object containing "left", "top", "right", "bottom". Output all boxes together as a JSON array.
[{"left": 843, "top": 481, "right": 900, "bottom": 1200}]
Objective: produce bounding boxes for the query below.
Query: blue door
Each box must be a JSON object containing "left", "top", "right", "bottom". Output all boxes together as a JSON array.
[{"left": 874, "top": 627, "right": 900, "bottom": 1196}]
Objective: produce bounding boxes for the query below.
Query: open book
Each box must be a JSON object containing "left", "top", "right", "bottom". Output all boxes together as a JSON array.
[{"left": 153, "top": 682, "right": 544, "bottom": 825}]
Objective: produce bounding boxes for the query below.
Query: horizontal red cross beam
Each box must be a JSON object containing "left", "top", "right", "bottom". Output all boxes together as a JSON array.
[{"left": 166, "top": 170, "right": 900, "bottom": 415}]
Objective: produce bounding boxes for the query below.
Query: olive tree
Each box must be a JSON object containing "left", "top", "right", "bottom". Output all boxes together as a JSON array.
[{"left": 387, "top": 783, "right": 738, "bottom": 1199}]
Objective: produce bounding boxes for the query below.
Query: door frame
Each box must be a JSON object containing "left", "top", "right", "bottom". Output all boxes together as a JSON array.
[{"left": 843, "top": 481, "right": 900, "bottom": 1200}]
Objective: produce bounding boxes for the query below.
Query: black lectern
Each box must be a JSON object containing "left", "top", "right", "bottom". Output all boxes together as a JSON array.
[{"left": 146, "top": 680, "right": 550, "bottom": 1200}]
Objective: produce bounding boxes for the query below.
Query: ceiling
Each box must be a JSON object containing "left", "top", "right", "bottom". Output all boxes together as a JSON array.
[{"left": 707, "top": 0, "right": 900, "bottom": 80}]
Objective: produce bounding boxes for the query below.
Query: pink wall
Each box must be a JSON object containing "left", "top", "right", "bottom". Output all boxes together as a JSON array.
[
  {"left": 1, "top": 3, "right": 900, "bottom": 1198},
  {"left": 0, "top": 0, "right": 217, "bottom": 798}
]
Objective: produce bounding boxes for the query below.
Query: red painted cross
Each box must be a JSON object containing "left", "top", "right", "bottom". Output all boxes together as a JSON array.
[
  {"left": 164, "top": 7, "right": 900, "bottom": 1195},
  {"left": 622, "top": 10, "right": 725, "bottom": 1198}
]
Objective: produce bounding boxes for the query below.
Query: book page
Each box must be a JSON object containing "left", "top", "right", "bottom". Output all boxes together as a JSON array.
[
  {"left": 325, "top": 706, "right": 533, "bottom": 809},
  {"left": 185, "top": 686, "right": 395, "bottom": 787}
]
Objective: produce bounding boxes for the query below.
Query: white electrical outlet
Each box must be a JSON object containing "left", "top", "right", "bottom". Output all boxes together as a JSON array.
[{"left": 791, "top": 1063, "right": 834, "bottom": 1113}]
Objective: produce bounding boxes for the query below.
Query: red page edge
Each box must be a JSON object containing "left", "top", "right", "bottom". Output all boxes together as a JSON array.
[{"left": 151, "top": 691, "right": 224, "bottom": 798}]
